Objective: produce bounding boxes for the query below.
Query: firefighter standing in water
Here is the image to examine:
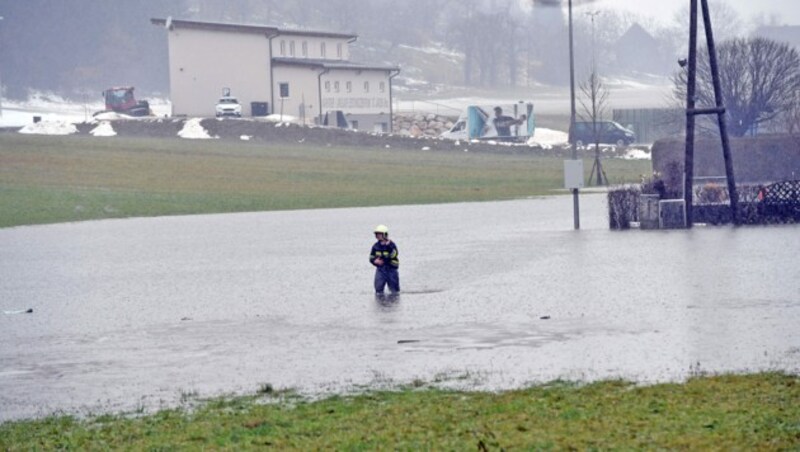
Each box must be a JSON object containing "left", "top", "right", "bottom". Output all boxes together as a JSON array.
[{"left": 369, "top": 225, "right": 400, "bottom": 295}]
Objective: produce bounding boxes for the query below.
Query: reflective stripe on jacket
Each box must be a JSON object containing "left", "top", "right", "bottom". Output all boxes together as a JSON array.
[{"left": 369, "top": 240, "right": 399, "bottom": 268}]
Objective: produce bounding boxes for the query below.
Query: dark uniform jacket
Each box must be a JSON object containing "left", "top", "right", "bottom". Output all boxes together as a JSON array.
[{"left": 369, "top": 240, "right": 399, "bottom": 268}]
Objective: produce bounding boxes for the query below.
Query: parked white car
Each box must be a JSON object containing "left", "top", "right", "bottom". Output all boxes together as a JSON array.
[{"left": 215, "top": 96, "right": 242, "bottom": 118}]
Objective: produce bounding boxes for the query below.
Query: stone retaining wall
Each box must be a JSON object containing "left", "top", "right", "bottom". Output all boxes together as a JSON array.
[{"left": 392, "top": 113, "right": 456, "bottom": 138}]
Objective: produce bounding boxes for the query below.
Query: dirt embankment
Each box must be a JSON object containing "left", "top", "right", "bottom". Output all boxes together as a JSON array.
[{"left": 64, "top": 117, "right": 575, "bottom": 157}]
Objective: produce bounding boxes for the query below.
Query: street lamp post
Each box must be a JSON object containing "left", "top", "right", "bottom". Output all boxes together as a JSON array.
[
  {"left": 0, "top": 16, "right": 4, "bottom": 118},
  {"left": 568, "top": 0, "right": 580, "bottom": 229},
  {"left": 586, "top": 10, "right": 601, "bottom": 69}
]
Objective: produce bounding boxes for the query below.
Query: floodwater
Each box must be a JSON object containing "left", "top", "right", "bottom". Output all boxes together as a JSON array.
[{"left": 1, "top": 194, "right": 798, "bottom": 421}]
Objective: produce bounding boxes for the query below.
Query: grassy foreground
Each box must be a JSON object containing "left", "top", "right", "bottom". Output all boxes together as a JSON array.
[
  {"left": 0, "top": 134, "right": 650, "bottom": 228},
  {"left": 1, "top": 373, "right": 797, "bottom": 449}
]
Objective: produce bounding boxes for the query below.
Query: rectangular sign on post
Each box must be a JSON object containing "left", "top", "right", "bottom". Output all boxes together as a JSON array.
[{"left": 564, "top": 159, "right": 584, "bottom": 189}]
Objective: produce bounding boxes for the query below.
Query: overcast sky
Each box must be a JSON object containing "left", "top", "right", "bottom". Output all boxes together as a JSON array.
[{"left": 595, "top": 0, "right": 800, "bottom": 26}]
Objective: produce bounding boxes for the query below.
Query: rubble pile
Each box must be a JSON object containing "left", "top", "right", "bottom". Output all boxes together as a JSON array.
[{"left": 392, "top": 113, "right": 456, "bottom": 137}]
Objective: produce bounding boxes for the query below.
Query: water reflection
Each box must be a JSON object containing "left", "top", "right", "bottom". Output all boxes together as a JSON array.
[{"left": 375, "top": 292, "right": 400, "bottom": 306}]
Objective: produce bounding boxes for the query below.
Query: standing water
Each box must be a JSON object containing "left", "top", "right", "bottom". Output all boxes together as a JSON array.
[{"left": 1, "top": 194, "right": 798, "bottom": 421}]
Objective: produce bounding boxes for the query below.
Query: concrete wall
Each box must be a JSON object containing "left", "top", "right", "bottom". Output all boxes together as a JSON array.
[
  {"left": 321, "top": 69, "right": 392, "bottom": 131},
  {"left": 167, "top": 27, "right": 271, "bottom": 117},
  {"left": 272, "top": 66, "right": 393, "bottom": 129},
  {"left": 271, "top": 65, "right": 323, "bottom": 123},
  {"left": 613, "top": 108, "right": 683, "bottom": 144},
  {"left": 320, "top": 69, "right": 391, "bottom": 115}
]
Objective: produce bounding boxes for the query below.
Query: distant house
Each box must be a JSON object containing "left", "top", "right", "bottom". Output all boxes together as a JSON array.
[
  {"left": 151, "top": 18, "right": 400, "bottom": 132},
  {"left": 613, "top": 23, "right": 662, "bottom": 74}
]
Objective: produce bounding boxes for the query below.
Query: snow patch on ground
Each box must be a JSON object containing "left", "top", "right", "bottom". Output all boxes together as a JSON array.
[
  {"left": 584, "top": 144, "right": 652, "bottom": 160},
  {"left": 18, "top": 120, "right": 78, "bottom": 135},
  {"left": 622, "top": 148, "right": 651, "bottom": 160},
  {"left": 178, "top": 118, "right": 215, "bottom": 139},
  {"left": 527, "top": 127, "right": 569, "bottom": 148},
  {"left": 262, "top": 114, "right": 300, "bottom": 124},
  {"left": 90, "top": 112, "right": 135, "bottom": 122},
  {"left": 90, "top": 121, "right": 116, "bottom": 137}
]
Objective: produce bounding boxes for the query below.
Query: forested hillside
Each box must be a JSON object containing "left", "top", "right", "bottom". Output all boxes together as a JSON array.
[{"left": 0, "top": 0, "right": 700, "bottom": 100}]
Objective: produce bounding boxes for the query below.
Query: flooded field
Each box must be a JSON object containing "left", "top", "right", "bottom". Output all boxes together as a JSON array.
[{"left": 1, "top": 194, "right": 798, "bottom": 421}]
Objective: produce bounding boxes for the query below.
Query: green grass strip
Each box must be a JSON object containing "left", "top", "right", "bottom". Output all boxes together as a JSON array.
[
  {"left": 0, "top": 134, "right": 650, "bottom": 228},
  {"left": 0, "top": 373, "right": 797, "bottom": 449}
]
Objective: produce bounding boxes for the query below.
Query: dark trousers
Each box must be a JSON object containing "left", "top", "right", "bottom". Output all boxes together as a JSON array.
[{"left": 374, "top": 266, "right": 400, "bottom": 294}]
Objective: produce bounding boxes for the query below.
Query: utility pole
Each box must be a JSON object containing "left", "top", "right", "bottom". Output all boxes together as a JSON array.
[
  {"left": 700, "top": 0, "right": 739, "bottom": 225},
  {"left": 683, "top": 0, "right": 739, "bottom": 227},
  {"left": 684, "top": 0, "right": 698, "bottom": 227},
  {"left": 568, "top": 0, "right": 580, "bottom": 230},
  {"left": 0, "top": 16, "right": 4, "bottom": 118}
]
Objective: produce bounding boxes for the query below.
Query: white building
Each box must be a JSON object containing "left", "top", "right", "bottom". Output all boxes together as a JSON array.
[{"left": 151, "top": 18, "right": 400, "bottom": 132}]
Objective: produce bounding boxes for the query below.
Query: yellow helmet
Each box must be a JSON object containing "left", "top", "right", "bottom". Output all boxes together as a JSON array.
[{"left": 374, "top": 224, "right": 389, "bottom": 235}]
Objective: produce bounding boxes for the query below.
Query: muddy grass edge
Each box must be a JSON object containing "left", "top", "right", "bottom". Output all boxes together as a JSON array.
[{"left": 0, "top": 371, "right": 797, "bottom": 449}]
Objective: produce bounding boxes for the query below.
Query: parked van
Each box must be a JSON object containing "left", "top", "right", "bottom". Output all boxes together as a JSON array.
[{"left": 570, "top": 121, "right": 635, "bottom": 147}]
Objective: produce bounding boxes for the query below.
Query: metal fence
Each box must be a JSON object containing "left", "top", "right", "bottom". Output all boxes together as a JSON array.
[{"left": 613, "top": 108, "right": 683, "bottom": 144}]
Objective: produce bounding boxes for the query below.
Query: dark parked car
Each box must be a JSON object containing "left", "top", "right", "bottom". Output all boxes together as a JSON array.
[
  {"left": 757, "top": 180, "right": 800, "bottom": 220},
  {"left": 570, "top": 120, "right": 636, "bottom": 147}
]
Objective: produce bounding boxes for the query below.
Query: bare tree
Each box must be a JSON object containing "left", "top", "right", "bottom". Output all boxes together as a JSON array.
[
  {"left": 446, "top": 3, "right": 524, "bottom": 87},
  {"left": 578, "top": 69, "right": 610, "bottom": 185},
  {"left": 673, "top": 37, "right": 800, "bottom": 137},
  {"left": 664, "top": 0, "right": 745, "bottom": 57},
  {"left": 776, "top": 90, "right": 800, "bottom": 137}
]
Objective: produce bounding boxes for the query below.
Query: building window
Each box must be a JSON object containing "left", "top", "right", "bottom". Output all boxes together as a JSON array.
[
  {"left": 337, "top": 43, "right": 343, "bottom": 58},
  {"left": 279, "top": 82, "right": 290, "bottom": 98},
  {"left": 334, "top": 81, "right": 340, "bottom": 93},
  {"left": 379, "top": 81, "right": 386, "bottom": 93},
  {"left": 321, "top": 42, "right": 326, "bottom": 58},
  {"left": 325, "top": 81, "right": 331, "bottom": 92},
  {"left": 302, "top": 41, "right": 308, "bottom": 57},
  {"left": 364, "top": 81, "right": 370, "bottom": 93},
  {"left": 280, "top": 40, "right": 286, "bottom": 56},
  {"left": 346, "top": 81, "right": 352, "bottom": 93},
  {"left": 289, "top": 41, "right": 295, "bottom": 57}
]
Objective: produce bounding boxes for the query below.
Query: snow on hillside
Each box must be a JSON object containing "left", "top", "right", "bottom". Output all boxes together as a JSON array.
[{"left": 0, "top": 92, "right": 170, "bottom": 128}]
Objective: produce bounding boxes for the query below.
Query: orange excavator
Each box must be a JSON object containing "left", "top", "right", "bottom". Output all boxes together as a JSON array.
[{"left": 95, "top": 86, "right": 151, "bottom": 116}]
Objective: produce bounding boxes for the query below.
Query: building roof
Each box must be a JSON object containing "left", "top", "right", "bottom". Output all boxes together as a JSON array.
[
  {"left": 278, "top": 28, "right": 358, "bottom": 41},
  {"left": 150, "top": 18, "right": 357, "bottom": 40},
  {"left": 272, "top": 57, "right": 400, "bottom": 73},
  {"left": 615, "top": 23, "right": 658, "bottom": 49}
]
